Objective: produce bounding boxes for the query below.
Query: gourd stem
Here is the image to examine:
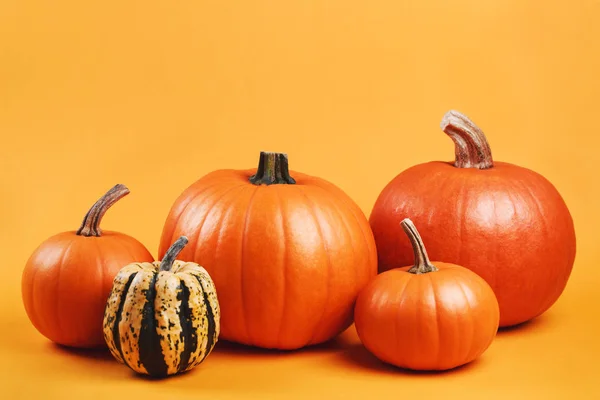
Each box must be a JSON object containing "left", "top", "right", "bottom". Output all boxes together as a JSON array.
[
  {"left": 76, "top": 184, "right": 130, "bottom": 237},
  {"left": 160, "top": 236, "right": 189, "bottom": 272},
  {"left": 441, "top": 110, "right": 494, "bottom": 169},
  {"left": 400, "top": 218, "right": 438, "bottom": 274},
  {"left": 249, "top": 151, "right": 296, "bottom": 185}
]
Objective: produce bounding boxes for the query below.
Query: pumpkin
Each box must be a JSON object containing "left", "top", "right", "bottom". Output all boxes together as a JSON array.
[
  {"left": 21, "top": 184, "right": 154, "bottom": 348},
  {"left": 354, "top": 218, "right": 499, "bottom": 371},
  {"left": 369, "top": 110, "right": 576, "bottom": 327},
  {"left": 158, "top": 151, "right": 377, "bottom": 350},
  {"left": 103, "top": 236, "right": 220, "bottom": 378}
]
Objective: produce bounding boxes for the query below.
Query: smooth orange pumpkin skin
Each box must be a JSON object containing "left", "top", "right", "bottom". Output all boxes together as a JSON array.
[
  {"left": 369, "top": 161, "right": 576, "bottom": 327},
  {"left": 354, "top": 262, "right": 500, "bottom": 371},
  {"left": 21, "top": 231, "right": 154, "bottom": 348},
  {"left": 158, "top": 168, "right": 378, "bottom": 350}
]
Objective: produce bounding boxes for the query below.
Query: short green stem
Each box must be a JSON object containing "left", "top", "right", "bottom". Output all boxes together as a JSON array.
[{"left": 249, "top": 151, "right": 296, "bottom": 185}]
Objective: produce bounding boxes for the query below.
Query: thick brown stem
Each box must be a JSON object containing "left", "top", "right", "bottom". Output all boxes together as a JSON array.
[
  {"left": 76, "top": 184, "right": 130, "bottom": 237},
  {"left": 160, "top": 236, "right": 188, "bottom": 272},
  {"left": 441, "top": 110, "right": 494, "bottom": 169},
  {"left": 249, "top": 151, "right": 296, "bottom": 185},
  {"left": 400, "top": 218, "right": 438, "bottom": 274}
]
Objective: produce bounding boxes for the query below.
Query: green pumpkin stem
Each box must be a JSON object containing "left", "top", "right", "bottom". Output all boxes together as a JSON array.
[
  {"left": 401, "top": 218, "right": 438, "bottom": 274},
  {"left": 76, "top": 184, "right": 130, "bottom": 237},
  {"left": 441, "top": 110, "right": 494, "bottom": 170},
  {"left": 160, "top": 236, "right": 189, "bottom": 272},
  {"left": 249, "top": 151, "right": 296, "bottom": 185}
]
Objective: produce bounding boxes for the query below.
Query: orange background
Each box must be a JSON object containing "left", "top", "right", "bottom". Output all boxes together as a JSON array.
[{"left": 2, "top": 1, "right": 599, "bottom": 399}]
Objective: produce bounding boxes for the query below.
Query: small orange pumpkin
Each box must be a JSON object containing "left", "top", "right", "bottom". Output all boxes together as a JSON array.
[
  {"left": 158, "top": 151, "right": 377, "bottom": 350},
  {"left": 354, "top": 218, "right": 499, "bottom": 371},
  {"left": 21, "top": 184, "right": 154, "bottom": 348}
]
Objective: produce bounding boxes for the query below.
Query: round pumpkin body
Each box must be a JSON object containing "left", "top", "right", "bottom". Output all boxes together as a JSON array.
[
  {"left": 158, "top": 152, "right": 378, "bottom": 350},
  {"left": 354, "top": 218, "right": 500, "bottom": 371},
  {"left": 21, "top": 185, "right": 154, "bottom": 348},
  {"left": 103, "top": 237, "right": 220, "bottom": 378},
  {"left": 354, "top": 262, "right": 500, "bottom": 371},
  {"left": 369, "top": 111, "right": 576, "bottom": 327}
]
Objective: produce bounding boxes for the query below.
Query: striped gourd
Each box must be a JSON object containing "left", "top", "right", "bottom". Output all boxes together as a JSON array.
[{"left": 103, "top": 236, "right": 220, "bottom": 377}]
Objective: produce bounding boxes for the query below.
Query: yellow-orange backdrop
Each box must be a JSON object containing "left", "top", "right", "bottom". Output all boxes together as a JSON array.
[{"left": 1, "top": 1, "right": 599, "bottom": 399}]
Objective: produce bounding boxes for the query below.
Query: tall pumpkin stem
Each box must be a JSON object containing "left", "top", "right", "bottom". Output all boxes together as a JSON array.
[
  {"left": 160, "top": 236, "right": 189, "bottom": 272},
  {"left": 400, "top": 218, "right": 438, "bottom": 274},
  {"left": 441, "top": 110, "right": 494, "bottom": 169},
  {"left": 76, "top": 184, "right": 130, "bottom": 237},
  {"left": 249, "top": 151, "right": 296, "bottom": 185}
]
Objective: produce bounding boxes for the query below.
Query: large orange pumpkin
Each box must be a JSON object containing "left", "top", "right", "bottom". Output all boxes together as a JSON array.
[
  {"left": 21, "top": 184, "right": 154, "bottom": 348},
  {"left": 158, "top": 151, "right": 377, "bottom": 350},
  {"left": 369, "top": 110, "right": 576, "bottom": 327},
  {"left": 354, "top": 218, "right": 499, "bottom": 371}
]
